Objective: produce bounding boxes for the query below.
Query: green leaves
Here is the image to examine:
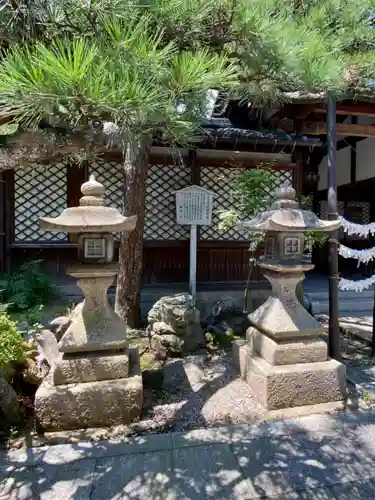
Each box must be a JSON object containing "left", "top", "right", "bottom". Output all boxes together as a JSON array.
[
  {"left": 0, "top": 10, "right": 237, "bottom": 141},
  {"left": 0, "top": 313, "right": 25, "bottom": 373},
  {"left": 1, "top": 0, "right": 375, "bottom": 131}
]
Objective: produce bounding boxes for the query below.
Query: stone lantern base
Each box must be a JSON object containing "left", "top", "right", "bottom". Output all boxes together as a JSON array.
[
  {"left": 234, "top": 336, "right": 345, "bottom": 412},
  {"left": 233, "top": 270, "right": 346, "bottom": 413},
  {"left": 35, "top": 348, "right": 142, "bottom": 431}
]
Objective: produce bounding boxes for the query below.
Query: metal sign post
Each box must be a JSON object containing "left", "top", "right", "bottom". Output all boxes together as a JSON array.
[
  {"left": 175, "top": 185, "right": 215, "bottom": 306},
  {"left": 189, "top": 224, "right": 197, "bottom": 303},
  {"left": 327, "top": 92, "right": 341, "bottom": 360}
]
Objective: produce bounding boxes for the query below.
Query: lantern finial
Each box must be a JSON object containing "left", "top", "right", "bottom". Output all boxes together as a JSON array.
[{"left": 80, "top": 175, "right": 105, "bottom": 206}]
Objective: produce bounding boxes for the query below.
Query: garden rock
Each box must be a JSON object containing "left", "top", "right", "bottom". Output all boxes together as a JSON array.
[
  {"left": 142, "top": 366, "right": 164, "bottom": 390},
  {"left": 0, "top": 369, "right": 20, "bottom": 424},
  {"left": 35, "top": 329, "right": 61, "bottom": 368},
  {"left": 48, "top": 316, "right": 71, "bottom": 342},
  {"left": 152, "top": 321, "right": 176, "bottom": 336},
  {"left": 151, "top": 333, "right": 184, "bottom": 357},
  {"left": 207, "top": 296, "right": 248, "bottom": 336},
  {"left": 23, "top": 358, "right": 48, "bottom": 386},
  {"left": 147, "top": 294, "right": 204, "bottom": 354},
  {"left": 303, "top": 294, "right": 313, "bottom": 315}
]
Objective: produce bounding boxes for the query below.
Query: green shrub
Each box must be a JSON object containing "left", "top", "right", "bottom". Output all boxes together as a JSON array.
[
  {"left": 0, "top": 260, "right": 55, "bottom": 312},
  {"left": 0, "top": 312, "right": 26, "bottom": 377}
]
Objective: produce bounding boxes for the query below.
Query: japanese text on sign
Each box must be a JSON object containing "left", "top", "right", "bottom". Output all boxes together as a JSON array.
[{"left": 175, "top": 186, "right": 214, "bottom": 226}]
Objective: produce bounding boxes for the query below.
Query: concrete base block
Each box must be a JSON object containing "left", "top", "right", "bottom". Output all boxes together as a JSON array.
[
  {"left": 253, "top": 331, "right": 328, "bottom": 366},
  {"left": 36, "top": 349, "right": 142, "bottom": 431},
  {"left": 232, "top": 340, "right": 249, "bottom": 379},
  {"left": 232, "top": 340, "right": 346, "bottom": 411},
  {"left": 247, "top": 356, "right": 346, "bottom": 410},
  {"left": 53, "top": 352, "right": 129, "bottom": 385}
]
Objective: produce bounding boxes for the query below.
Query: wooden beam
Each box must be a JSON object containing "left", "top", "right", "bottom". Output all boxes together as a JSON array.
[
  {"left": 281, "top": 120, "right": 375, "bottom": 137},
  {"left": 293, "top": 150, "right": 303, "bottom": 198},
  {"left": 311, "top": 102, "right": 375, "bottom": 118}
]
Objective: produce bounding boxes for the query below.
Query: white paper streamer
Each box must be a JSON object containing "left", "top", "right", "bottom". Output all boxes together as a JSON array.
[
  {"left": 340, "top": 216, "right": 375, "bottom": 237},
  {"left": 339, "top": 274, "right": 375, "bottom": 292},
  {"left": 339, "top": 244, "right": 375, "bottom": 265}
]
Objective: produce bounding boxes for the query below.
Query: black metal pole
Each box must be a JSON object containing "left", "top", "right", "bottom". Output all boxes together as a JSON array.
[{"left": 327, "top": 93, "right": 341, "bottom": 360}]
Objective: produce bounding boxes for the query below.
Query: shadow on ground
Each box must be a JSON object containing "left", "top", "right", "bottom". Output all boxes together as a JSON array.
[
  {"left": 138, "top": 351, "right": 264, "bottom": 434},
  {"left": 3, "top": 410, "right": 375, "bottom": 498}
]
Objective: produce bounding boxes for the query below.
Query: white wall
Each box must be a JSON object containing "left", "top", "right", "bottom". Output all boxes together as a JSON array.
[
  {"left": 356, "top": 137, "right": 375, "bottom": 182},
  {"left": 318, "top": 145, "right": 351, "bottom": 190},
  {"left": 318, "top": 115, "right": 375, "bottom": 190}
]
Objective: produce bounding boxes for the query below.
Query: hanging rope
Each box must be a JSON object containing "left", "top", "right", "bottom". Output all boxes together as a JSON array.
[
  {"left": 339, "top": 244, "right": 375, "bottom": 265},
  {"left": 339, "top": 275, "right": 375, "bottom": 292},
  {"left": 340, "top": 216, "right": 375, "bottom": 237}
]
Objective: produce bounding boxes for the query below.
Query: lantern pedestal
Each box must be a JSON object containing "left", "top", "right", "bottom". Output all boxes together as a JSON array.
[
  {"left": 36, "top": 349, "right": 142, "bottom": 431},
  {"left": 234, "top": 265, "right": 346, "bottom": 412},
  {"left": 59, "top": 264, "right": 128, "bottom": 354},
  {"left": 35, "top": 264, "right": 143, "bottom": 431}
]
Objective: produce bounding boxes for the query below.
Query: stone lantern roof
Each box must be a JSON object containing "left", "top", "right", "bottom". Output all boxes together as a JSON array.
[
  {"left": 239, "top": 183, "right": 341, "bottom": 233},
  {"left": 40, "top": 175, "right": 137, "bottom": 233}
]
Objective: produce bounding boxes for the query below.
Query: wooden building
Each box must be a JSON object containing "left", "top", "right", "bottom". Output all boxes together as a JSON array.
[
  {"left": 271, "top": 98, "right": 375, "bottom": 278},
  {"left": 0, "top": 99, "right": 325, "bottom": 295},
  {"left": 16, "top": 96, "right": 375, "bottom": 304}
]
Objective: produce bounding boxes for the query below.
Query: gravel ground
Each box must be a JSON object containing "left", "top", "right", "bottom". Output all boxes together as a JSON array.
[
  {"left": 6, "top": 349, "right": 265, "bottom": 449},
  {"left": 316, "top": 314, "right": 375, "bottom": 367},
  {"left": 140, "top": 351, "right": 265, "bottom": 433}
]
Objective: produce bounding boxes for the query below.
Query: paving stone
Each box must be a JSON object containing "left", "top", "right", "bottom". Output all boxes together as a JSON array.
[
  {"left": 91, "top": 450, "right": 174, "bottom": 500},
  {"left": 268, "top": 485, "right": 336, "bottom": 499},
  {"left": 275, "top": 478, "right": 375, "bottom": 500},
  {"left": 0, "top": 458, "right": 95, "bottom": 500},
  {"left": 172, "top": 443, "right": 253, "bottom": 499},
  {"left": 0, "top": 447, "right": 48, "bottom": 471},
  {"left": 4, "top": 410, "right": 375, "bottom": 499},
  {"left": 329, "top": 477, "right": 375, "bottom": 499},
  {"left": 44, "top": 433, "right": 173, "bottom": 463},
  {"left": 232, "top": 431, "right": 375, "bottom": 498}
]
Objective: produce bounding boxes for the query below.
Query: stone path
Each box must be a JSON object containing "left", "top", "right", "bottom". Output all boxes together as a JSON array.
[
  {"left": 339, "top": 316, "right": 374, "bottom": 345},
  {"left": 3, "top": 409, "right": 375, "bottom": 499},
  {"left": 316, "top": 315, "right": 375, "bottom": 404},
  {"left": 336, "top": 316, "right": 375, "bottom": 403}
]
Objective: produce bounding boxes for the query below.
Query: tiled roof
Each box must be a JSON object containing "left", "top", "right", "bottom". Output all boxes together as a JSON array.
[{"left": 201, "top": 126, "right": 321, "bottom": 144}]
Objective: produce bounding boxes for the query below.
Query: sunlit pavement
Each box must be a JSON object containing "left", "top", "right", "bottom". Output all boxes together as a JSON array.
[{"left": 2, "top": 409, "right": 375, "bottom": 499}]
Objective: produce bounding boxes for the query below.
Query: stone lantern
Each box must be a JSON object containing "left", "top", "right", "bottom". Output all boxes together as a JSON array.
[
  {"left": 35, "top": 175, "right": 142, "bottom": 431},
  {"left": 233, "top": 183, "right": 346, "bottom": 413}
]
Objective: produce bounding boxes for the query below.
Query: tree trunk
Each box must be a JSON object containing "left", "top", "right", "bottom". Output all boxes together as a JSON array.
[
  {"left": 115, "top": 136, "right": 151, "bottom": 327},
  {"left": 0, "top": 369, "right": 20, "bottom": 424}
]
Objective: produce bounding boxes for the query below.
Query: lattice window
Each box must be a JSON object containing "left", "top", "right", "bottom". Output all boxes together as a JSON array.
[
  {"left": 144, "top": 164, "right": 191, "bottom": 240},
  {"left": 14, "top": 164, "right": 67, "bottom": 242},
  {"left": 89, "top": 160, "right": 190, "bottom": 240},
  {"left": 344, "top": 202, "right": 370, "bottom": 224},
  {"left": 199, "top": 167, "right": 293, "bottom": 241},
  {"left": 89, "top": 159, "right": 123, "bottom": 211},
  {"left": 319, "top": 201, "right": 345, "bottom": 220},
  {"left": 270, "top": 170, "right": 293, "bottom": 193},
  {"left": 284, "top": 237, "right": 300, "bottom": 255}
]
